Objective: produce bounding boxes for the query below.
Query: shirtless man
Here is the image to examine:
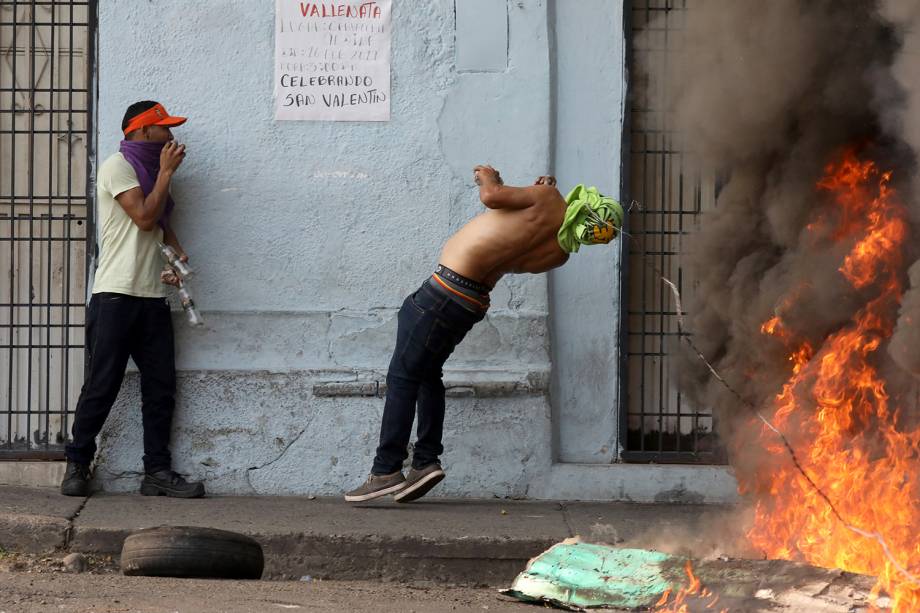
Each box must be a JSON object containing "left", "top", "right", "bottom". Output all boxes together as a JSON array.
[{"left": 345, "top": 165, "right": 619, "bottom": 503}]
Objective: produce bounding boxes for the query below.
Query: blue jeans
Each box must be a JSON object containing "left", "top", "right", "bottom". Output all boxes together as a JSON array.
[{"left": 372, "top": 281, "right": 485, "bottom": 474}]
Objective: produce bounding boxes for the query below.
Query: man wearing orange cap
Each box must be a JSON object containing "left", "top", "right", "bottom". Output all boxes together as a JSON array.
[{"left": 61, "top": 101, "right": 205, "bottom": 498}]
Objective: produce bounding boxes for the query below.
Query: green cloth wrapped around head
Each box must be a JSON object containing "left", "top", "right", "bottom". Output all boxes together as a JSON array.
[{"left": 557, "top": 185, "right": 624, "bottom": 254}]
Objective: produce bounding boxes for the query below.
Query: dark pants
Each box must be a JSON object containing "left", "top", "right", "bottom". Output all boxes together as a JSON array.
[
  {"left": 65, "top": 292, "right": 176, "bottom": 473},
  {"left": 372, "top": 281, "right": 485, "bottom": 475}
]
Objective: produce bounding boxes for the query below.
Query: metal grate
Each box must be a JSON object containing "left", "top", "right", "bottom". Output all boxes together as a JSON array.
[
  {"left": 1, "top": 0, "right": 95, "bottom": 459},
  {"left": 621, "top": 0, "right": 724, "bottom": 464}
]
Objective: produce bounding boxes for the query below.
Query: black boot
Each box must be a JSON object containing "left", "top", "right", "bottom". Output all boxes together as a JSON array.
[
  {"left": 60, "top": 461, "right": 92, "bottom": 497},
  {"left": 140, "top": 470, "right": 206, "bottom": 498}
]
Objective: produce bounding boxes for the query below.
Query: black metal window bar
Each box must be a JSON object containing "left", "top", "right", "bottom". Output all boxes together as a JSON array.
[
  {"left": 621, "top": 0, "right": 724, "bottom": 464},
  {"left": 1, "top": 0, "right": 95, "bottom": 459}
]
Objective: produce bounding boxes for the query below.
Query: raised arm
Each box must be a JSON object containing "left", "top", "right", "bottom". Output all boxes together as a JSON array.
[
  {"left": 474, "top": 165, "right": 544, "bottom": 210},
  {"left": 115, "top": 142, "right": 185, "bottom": 232}
]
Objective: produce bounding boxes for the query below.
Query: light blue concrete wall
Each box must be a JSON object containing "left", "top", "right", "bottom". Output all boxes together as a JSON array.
[
  {"left": 93, "top": 0, "right": 738, "bottom": 502},
  {"left": 95, "top": 0, "right": 551, "bottom": 374},
  {"left": 549, "top": 0, "right": 626, "bottom": 463},
  {"left": 95, "top": 0, "right": 560, "bottom": 497}
]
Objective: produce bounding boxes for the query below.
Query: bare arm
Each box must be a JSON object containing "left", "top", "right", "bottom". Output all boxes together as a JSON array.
[
  {"left": 115, "top": 141, "right": 185, "bottom": 232},
  {"left": 158, "top": 223, "right": 189, "bottom": 288},
  {"left": 474, "top": 165, "right": 543, "bottom": 210},
  {"left": 162, "top": 223, "right": 186, "bottom": 259}
]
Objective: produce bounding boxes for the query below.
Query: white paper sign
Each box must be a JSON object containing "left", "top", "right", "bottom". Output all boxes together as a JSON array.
[{"left": 274, "top": 1, "right": 392, "bottom": 121}]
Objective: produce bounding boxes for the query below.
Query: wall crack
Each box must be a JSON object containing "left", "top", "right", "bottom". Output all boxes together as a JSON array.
[{"left": 244, "top": 424, "right": 311, "bottom": 493}]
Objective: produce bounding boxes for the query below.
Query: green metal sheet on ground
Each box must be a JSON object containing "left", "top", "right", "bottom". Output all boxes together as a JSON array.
[{"left": 503, "top": 540, "right": 685, "bottom": 610}]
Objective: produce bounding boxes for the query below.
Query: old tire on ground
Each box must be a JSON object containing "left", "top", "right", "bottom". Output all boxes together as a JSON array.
[{"left": 120, "top": 526, "right": 264, "bottom": 579}]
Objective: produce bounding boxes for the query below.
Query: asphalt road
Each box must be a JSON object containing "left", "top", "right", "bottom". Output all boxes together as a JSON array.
[{"left": 0, "top": 572, "right": 536, "bottom": 613}]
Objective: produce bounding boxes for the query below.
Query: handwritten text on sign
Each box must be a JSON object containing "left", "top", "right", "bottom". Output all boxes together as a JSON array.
[{"left": 274, "top": 1, "right": 391, "bottom": 121}]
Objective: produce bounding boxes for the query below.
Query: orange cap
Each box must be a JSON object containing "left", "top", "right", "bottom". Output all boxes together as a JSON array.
[{"left": 123, "top": 103, "right": 187, "bottom": 136}]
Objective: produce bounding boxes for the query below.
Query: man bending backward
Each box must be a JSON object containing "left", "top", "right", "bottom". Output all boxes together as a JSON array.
[{"left": 346, "top": 165, "right": 623, "bottom": 503}]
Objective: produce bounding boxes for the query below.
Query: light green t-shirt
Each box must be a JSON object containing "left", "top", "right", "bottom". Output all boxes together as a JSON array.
[{"left": 92, "top": 153, "right": 166, "bottom": 298}]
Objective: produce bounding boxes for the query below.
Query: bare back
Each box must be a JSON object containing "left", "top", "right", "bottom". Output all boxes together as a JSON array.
[{"left": 439, "top": 184, "right": 570, "bottom": 288}]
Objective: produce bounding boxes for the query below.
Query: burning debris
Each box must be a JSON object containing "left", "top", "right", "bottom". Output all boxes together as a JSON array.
[
  {"left": 502, "top": 540, "right": 883, "bottom": 611},
  {"left": 634, "top": 1, "right": 920, "bottom": 611},
  {"left": 744, "top": 153, "right": 920, "bottom": 608}
]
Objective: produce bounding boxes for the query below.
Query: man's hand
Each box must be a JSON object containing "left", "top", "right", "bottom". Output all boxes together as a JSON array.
[
  {"left": 160, "top": 266, "right": 182, "bottom": 288},
  {"left": 534, "top": 175, "right": 557, "bottom": 187},
  {"left": 115, "top": 143, "right": 184, "bottom": 232},
  {"left": 474, "top": 165, "right": 503, "bottom": 187},
  {"left": 160, "top": 141, "right": 186, "bottom": 175},
  {"left": 475, "top": 165, "right": 542, "bottom": 211},
  {"left": 160, "top": 249, "right": 189, "bottom": 287}
]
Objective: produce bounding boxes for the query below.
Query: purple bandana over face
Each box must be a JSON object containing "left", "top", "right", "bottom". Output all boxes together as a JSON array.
[{"left": 119, "top": 140, "right": 175, "bottom": 229}]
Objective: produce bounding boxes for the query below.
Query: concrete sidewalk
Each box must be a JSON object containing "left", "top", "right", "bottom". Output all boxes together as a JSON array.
[{"left": 0, "top": 486, "right": 740, "bottom": 585}]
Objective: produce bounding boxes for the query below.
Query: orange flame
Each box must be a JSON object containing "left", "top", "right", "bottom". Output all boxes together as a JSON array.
[
  {"left": 741, "top": 150, "right": 920, "bottom": 612},
  {"left": 762, "top": 316, "right": 783, "bottom": 337},
  {"left": 653, "top": 561, "right": 728, "bottom": 613}
]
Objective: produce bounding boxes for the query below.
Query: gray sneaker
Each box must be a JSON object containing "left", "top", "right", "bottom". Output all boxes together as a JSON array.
[
  {"left": 344, "top": 471, "right": 406, "bottom": 502},
  {"left": 393, "top": 464, "right": 445, "bottom": 503}
]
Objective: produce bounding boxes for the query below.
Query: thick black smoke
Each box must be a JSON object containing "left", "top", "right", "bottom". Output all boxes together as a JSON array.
[
  {"left": 635, "top": 0, "right": 920, "bottom": 459},
  {"left": 883, "top": 0, "right": 920, "bottom": 375}
]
